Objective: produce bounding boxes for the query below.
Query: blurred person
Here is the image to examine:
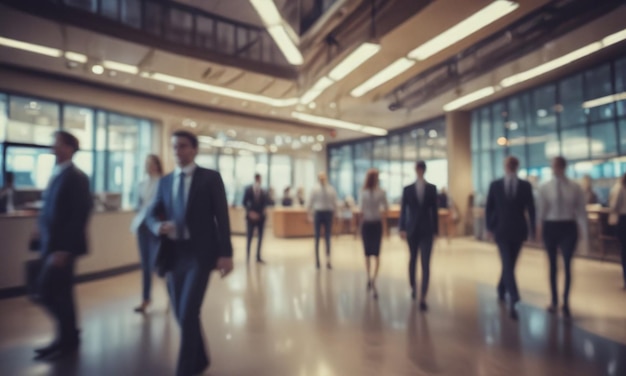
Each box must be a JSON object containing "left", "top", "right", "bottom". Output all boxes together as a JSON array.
[
  {"left": 267, "top": 187, "right": 276, "bottom": 206},
  {"left": 130, "top": 154, "right": 163, "bottom": 313},
  {"left": 608, "top": 173, "right": 626, "bottom": 289},
  {"left": 146, "top": 130, "right": 233, "bottom": 376},
  {"left": 281, "top": 186, "right": 293, "bottom": 207},
  {"left": 31, "top": 131, "right": 93, "bottom": 360},
  {"left": 0, "top": 171, "right": 15, "bottom": 214},
  {"left": 308, "top": 172, "right": 338, "bottom": 270},
  {"left": 296, "top": 187, "right": 306, "bottom": 206},
  {"left": 581, "top": 175, "right": 599, "bottom": 204},
  {"left": 399, "top": 161, "right": 438, "bottom": 311},
  {"left": 537, "top": 156, "right": 588, "bottom": 318},
  {"left": 243, "top": 173, "right": 268, "bottom": 264},
  {"left": 359, "top": 169, "right": 388, "bottom": 299},
  {"left": 485, "top": 156, "right": 535, "bottom": 320}
]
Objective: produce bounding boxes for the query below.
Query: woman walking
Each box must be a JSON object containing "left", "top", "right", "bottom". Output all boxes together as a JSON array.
[
  {"left": 359, "top": 169, "right": 388, "bottom": 299},
  {"left": 130, "top": 154, "right": 163, "bottom": 313}
]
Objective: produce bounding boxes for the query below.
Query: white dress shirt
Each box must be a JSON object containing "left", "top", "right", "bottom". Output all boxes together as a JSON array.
[
  {"left": 504, "top": 174, "right": 518, "bottom": 198},
  {"left": 308, "top": 184, "right": 338, "bottom": 213},
  {"left": 50, "top": 161, "right": 73, "bottom": 183},
  {"left": 537, "top": 177, "right": 588, "bottom": 237},
  {"left": 160, "top": 163, "right": 196, "bottom": 240},
  {"left": 415, "top": 179, "right": 426, "bottom": 203},
  {"left": 359, "top": 189, "right": 389, "bottom": 222},
  {"left": 130, "top": 176, "right": 160, "bottom": 232},
  {"left": 609, "top": 183, "right": 626, "bottom": 215}
]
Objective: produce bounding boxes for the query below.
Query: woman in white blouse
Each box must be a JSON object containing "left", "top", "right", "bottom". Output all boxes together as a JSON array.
[
  {"left": 359, "top": 169, "right": 389, "bottom": 299},
  {"left": 609, "top": 173, "right": 626, "bottom": 289},
  {"left": 131, "top": 155, "right": 163, "bottom": 313}
]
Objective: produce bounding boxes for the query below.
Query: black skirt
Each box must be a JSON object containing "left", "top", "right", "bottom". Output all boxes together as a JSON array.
[{"left": 361, "top": 221, "right": 383, "bottom": 257}]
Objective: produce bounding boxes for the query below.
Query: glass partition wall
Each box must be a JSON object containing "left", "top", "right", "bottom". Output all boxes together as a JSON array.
[
  {"left": 327, "top": 117, "right": 448, "bottom": 204},
  {"left": 471, "top": 55, "right": 626, "bottom": 206},
  {"left": 0, "top": 91, "right": 157, "bottom": 209}
]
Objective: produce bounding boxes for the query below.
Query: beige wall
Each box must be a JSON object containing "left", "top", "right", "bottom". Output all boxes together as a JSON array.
[{"left": 446, "top": 111, "right": 473, "bottom": 235}]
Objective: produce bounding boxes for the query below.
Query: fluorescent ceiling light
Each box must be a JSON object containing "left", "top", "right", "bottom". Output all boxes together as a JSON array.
[
  {"left": 249, "top": 0, "right": 282, "bottom": 26},
  {"left": 150, "top": 72, "right": 299, "bottom": 107},
  {"left": 328, "top": 43, "right": 381, "bottom": 81},
  {"left": 350, "top": 57, "right": 415, "bottom": 97},
  {"left": 291, "top": 112, "right": 388, "bottom": 136},
  {"left": 64, "top": 51, "right": 87, "bottom": 63},
  {"left": 602, "top": 29, "right": 626, "bottom": 47},
  {"left": 0, "top": 36, "right": 61, "bottom": 57},
  {"left": 300, "top": 76, "right": 334, "bottom": 104},
  {"left": 443, "top": 86, "right": 496, "bottom": 111},
  {"left": 268, "top": 25, "right": 303, "bottom": 65},
  {"left": 408, "top": 0, "right": 519, "bottom": 61},
  {"left": 501, "top": 42, "right": 602, "bottom": 88},
  {"left": 103, "top": 60, "right": 138, "bottom": 74},
  {"left": 582, "top": 92, "right": 626, "bottom": 109}
]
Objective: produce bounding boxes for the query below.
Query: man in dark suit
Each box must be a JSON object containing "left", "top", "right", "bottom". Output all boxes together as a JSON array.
[
  {"left": 146, "top": 130, "right": 233, "bottom": 376},
  {"left": 243, "top": 173, "right": 267, "bottom": 264},
  {"left": 485, "top": 156, "right": 536, "bottom": 320},
  {"left": 32, "top": 131, "right": 93, "bottom": 359},
  {"left": 399, "top": 160, "right": 438, "bottom": 311}
]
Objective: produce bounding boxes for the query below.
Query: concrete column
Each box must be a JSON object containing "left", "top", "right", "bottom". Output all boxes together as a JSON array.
[{"left": 446, "top": 111, "right": 473, "bottom": 236}]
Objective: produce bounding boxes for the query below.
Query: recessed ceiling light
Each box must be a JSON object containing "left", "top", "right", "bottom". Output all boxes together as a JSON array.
[
  {"left": 292, "top": 140, "right": 302, "bottom": 149},
  {"left": 91, "top": 64, "right": 104, "bottom": 75},
  {"left": 269, "top": 144, "right": 278, "bottom": 153},
  {"left": 257, "top": 137, "right": 266, "bottom": 145},
  {"left": 308, "top": 102, "right": 317, "bottom": 109},
  {"left": 312, "top": 143, "right": 323, "bottom": 152},
  {"left": 317, "top": 134, "right": 325, "bottom": 142},
  {"left": 428, "top": 130, "right": 438, "bottom": 138}
]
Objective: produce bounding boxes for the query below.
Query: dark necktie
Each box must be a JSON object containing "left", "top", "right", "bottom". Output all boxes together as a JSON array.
[{"left": 174, "top": 172, "right": 186, "bottom": 239}]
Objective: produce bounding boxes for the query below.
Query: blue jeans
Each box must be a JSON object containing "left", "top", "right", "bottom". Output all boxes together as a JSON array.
[
  {"left": 137, "top": 224, "right": 159, "bottom": 301},
  {"left": 314, "top": 211, "right": 334, "bottom": 265}
]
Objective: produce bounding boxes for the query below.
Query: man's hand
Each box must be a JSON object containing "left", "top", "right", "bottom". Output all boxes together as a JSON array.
[
  {"left": 159, "top": 222, "right": 175, "bottom": 235},
  {"left": 248, "top": 211, "right": 261, "bottom": 222},
  {"left": 216, "top": 257, "right": 233, "bottom": 278},
  {"left": 50, "top": 251, "right": 71, "bottom": 268},
  {"left": 399, "top": 231, "right": 407, "bottom": 240}
]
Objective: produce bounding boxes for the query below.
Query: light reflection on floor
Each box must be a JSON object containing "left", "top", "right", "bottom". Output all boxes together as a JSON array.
[{"left": 0, "top": 236, "right": 625, "bottom": 375}]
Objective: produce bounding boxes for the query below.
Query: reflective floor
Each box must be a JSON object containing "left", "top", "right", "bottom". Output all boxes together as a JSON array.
[{"left": 1, "top": 236, "right": 625, "bottom": 376}]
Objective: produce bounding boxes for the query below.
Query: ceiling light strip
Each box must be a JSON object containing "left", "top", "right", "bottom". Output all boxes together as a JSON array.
[
  {"left": 350, "top": 57, "right": 415, "bottom": 98},
  {"left": 250, "top": 0, "right": 303, "bottom": 65},
  {"left": 328, "top": 42, "right": 381, "bottom": 81},
  {"left": 291, "top": 112, "right": 387, "bottom": 136},
  {"left": 103, "top": 60, "right": 139, "bottom": 74},
  {"left": 64, "top": 51, "right": 88, "bottom": 63},
  {"left": 443, "top": 86, "right": 496, "bottom": 112},
  {"left": 582, "top": 92, "right": 626, "bottom": 109},
  {"left": 0, "top": 36, "right": 61, "bottom": 57}
]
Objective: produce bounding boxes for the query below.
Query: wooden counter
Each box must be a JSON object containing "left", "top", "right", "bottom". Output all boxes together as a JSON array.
[
  {"left": 352, "top": 206, "right": 456, "bottom": 240},
  {"left": 273, "top": 208, "right": 341, "bottom": 238}
]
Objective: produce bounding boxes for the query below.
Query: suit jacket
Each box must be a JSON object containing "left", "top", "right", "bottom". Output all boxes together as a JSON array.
[
  {"left": 38, "top": 164, "right": 93, "bottom": 258},
  {"left": 242, "top": 185, "right": 268, "bottom": 222},
  {"left": 399, "top": 182, "right": 439, "bottom": 239},
  {"left": 146, "top": 167, "right": 233, "bottom": 269},
  {"left": 485, "top": 178, "right": 536, "bottom": 243}
]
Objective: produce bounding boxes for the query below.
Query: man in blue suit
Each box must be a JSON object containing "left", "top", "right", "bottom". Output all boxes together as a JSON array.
[
  {"left": 485, "top": 156, "right": 536, "bottom": 320},
  {"left": 146, "top": 130, "right": 234, "bottom": 376},
  {"left": 242, "top": 173, "right": 268, "bottom": 264},
  {"left": 33, "top": 131, "right": 93, "bottom": 359},
  {"left": 399, "top": 160, "right": 438, "bottom": 311}
]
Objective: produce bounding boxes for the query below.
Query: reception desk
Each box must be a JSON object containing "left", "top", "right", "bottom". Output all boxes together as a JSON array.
[{"left": 0, "top": 210, "right": 139, "bottom": 297}]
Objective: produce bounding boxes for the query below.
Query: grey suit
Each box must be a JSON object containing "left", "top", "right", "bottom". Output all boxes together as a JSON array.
[
  {"left": 147, "top": 167, "right": 233, "bottom": 376},
  {"left": 36, "top": 163, "right": 92, "bottom": 343}
]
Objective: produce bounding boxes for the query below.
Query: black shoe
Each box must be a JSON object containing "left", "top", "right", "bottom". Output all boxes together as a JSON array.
[
  {"left": 256, "top": 258, "right": 266, "bottom": 264},
  {"left": 316, "top": 262, "right": 321, "bottom": 270},
  {"left": 326, "top": 262, "right": 332, "bottom": 270},
  {"left": 546, "top": 304, "right": 558, "bottom": 314},
  {"left": 562, "top": 305, "right": 571, "bottom": 319},
  {"left": 411, "top": 290, "right": 416, "bottom": 300},
  {"left": 34, "top": 336, "right": 79, "bottom": 360},
  {"left": 34, "top": 341, "right": 63, "bottom": 358},
  {"left": 419, "top": 301, "right": 428, "bottom": 311},
  {"left": 509, "top": 303, "right": 519, "bottom": 321}
]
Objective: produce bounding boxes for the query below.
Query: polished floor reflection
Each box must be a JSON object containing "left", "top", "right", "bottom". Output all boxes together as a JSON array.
[{"left": 1, "top": 236, "right": 625, "bottom": 375}]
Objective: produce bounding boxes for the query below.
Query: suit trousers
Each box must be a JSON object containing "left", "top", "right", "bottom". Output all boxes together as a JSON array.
[
  {"left": 246, "top": 218, "right": 265, "bottom": 260},
  {"left": 37, "top": 255, "right": 78, "bottom": 342},
  {"left": 618, "top": 216, "right": 626, "bottom": 285},
  {"left": 496, "top": 239, "right": 523, "bottom": 303},
  {"left": 543, "top": 221, "right": 578, "bottom": 306},
  {"left": 314, "top": 211, "right": 334, "bottom": 264},
  {"left": 167, "top": 241, "right": 211, "bottom": 376},
  {"left": 137, "top": 224, "right": 159, "bottom": 301},
  {"left": 407, "top": 235, "right": 433, "bottom": 298}
]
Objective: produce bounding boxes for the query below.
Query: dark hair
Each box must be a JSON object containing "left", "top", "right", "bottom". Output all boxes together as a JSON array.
[
  {"left": 363, "top": 168, "right": 379, "bottom": 190},
  {"left": 172, "top": 130, "right": 199, "bottom": 149},
  {"left": 284, "top": 186, "right": 291, "bottom": 194},
  {"left": 505, "top": 156, "right": 520, "bottom": 170},
  {"left": 147, "top": 154, "right": 163, "bottom": 176},
  {"left": 255, "top": 173, "right": 261, "bottom": 180},
  {"left": 553, "top": 156, "right": 567, "bottom": 170},
  {"left": 416, "top": 160, "right": 427, "bottom": 171},
  {"left": 54, "top": 130, "right": 80, "bottom": 153},
  {"left": 4, "top": 172, "right": 14, "bottom": 185}
]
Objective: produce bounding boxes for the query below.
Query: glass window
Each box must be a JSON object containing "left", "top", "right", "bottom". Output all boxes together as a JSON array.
[
  {"left": 108, "top": 114, "right": 140, "bottom": 151},
  {"left": 196, "top": 15, "right": 215, "bottom": 50},
  {"left": 585, "top": 64, "right": 614, "bottom": 123},
  {"left": 100, "top": 0, "right": 119, "bottom": 20},
  {"left": 65, "top": 0, "right": 97, "bottom": 12},
  {"left": 196, "top": 150, "right": 218, "bottom": 170},
  {"left": 471, "top": 111, "right": 480, "bottom": 151},
  {"left": 558, "top": 74, "right": 585, "bottom": 128},
  {"left": 354, "top": 142, "right": 371, "bottom": 199},
  {"left": 492, "top": 101, "right": 507, "bottom": 143},
  {"left": 472, "top": 151, "right": 481, "bottom": 196},
  {"left": 144, "top": 1, "right": 163, "bottom": 36},
  {"left": 480, "top": 107, "right": 491, "bottom": 149},
  {"left": 561, "top": 127, "right": 589, "bottom": 161},
  {"left": 480, "top": 151, "right": 492, "bottom": 195},
  {"left": 120, "top": 0, "right": 141, "bottom": 28},
  {"left": 234, "top": 153, "right": 257, "bottom": 205},
  {"left": 167, "top": 8, "right": 193, "bottom": 45},
  {"left": 293, "top": 156, "right": 316, "bottom": 202},
  {"left": 7, "top": 96, "right": 60, "bottom": 144},
  {"left": 219, "top": 154, "right": 236, "bottom": 204},
  {"left": 507, "top": 93, "right": 530, "bottom": 145},
  {"left": 402, "top": 130, "right": 418, "bottom": 187},
  {"left": 64, "top": 105, "right": 94, "bottom": 150},
  {"left": 269, "top": 154, "right": 292, "bottom": 201},
  {"left": 620, "top": 119, "right": 626, "bottom": 154},
  {"left": 256, "top": 153, "right": 269, "bottom": 185},
  {"left": 4, "top": 146, "right": 55, "bottom": 189},
  {"left": 0, "top": 93, "right": 7, "bottom": 141},
  {"left": 372, "top": 138, "right": 389, "bottom": 196},
  {"left": 615, "top": 58, "right": 626, "bottom": 117},
  {"left": 530, "top": 85, "right": 557, "bottom": 136},
  {"left": 590, "top": 121, "right": 618, "bottom": 158},
  {"left": 389, "top": 135, "right": 403, "bottom": 204}
]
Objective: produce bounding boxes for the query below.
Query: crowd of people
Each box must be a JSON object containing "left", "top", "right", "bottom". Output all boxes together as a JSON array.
[{"left": 19, "top": 129, "right": 626, "bottom": 376}]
